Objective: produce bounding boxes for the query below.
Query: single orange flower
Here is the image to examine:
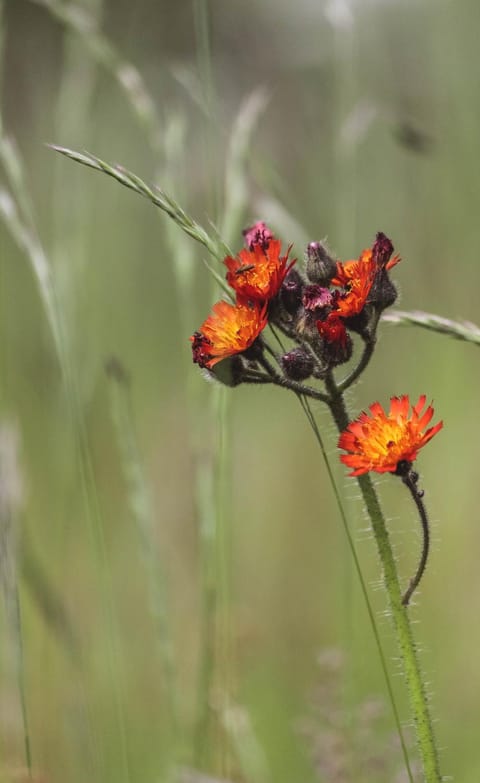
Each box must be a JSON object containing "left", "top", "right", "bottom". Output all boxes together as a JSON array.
[
  {"left": 332, "top": 234, "right": 401, "bottom": 318},
  {"left": 224, "top": 239, "right": 295, "bottom": 302},
  {"left": 332, "top": 249, "right": 376, "bottom": 317},
  {"left": 190, "top": 300, "right": 268, "bottom": 369},
  {"left": 338, "top": 395, "right": 443, "bottom": 476},
  {"left": 332, "top": 248, "right": 374, "bottom": 288}
]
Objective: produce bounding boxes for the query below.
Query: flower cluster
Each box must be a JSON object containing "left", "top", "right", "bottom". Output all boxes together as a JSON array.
[
  {"left": 190, "top": 223, "right": 443, "bottom": 607},
  {"left": 190, "top": 224, "right": 401, "bottom": 387}
]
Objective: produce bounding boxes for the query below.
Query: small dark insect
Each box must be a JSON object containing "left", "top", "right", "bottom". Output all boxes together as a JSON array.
[
  {"left": 394, "top": 122, "right": 433, "bottom": 155},
  {"left": 235, "top": 264, "right": 255, "bottom": 275}
]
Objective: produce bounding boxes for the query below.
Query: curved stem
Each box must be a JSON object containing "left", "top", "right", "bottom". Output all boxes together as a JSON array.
[
  {"left": 335, "top": 312, "right": 380, "bottom": 394},
  {"left": 401, "top": 472, "right": 430, "bottom": 606},
  {"left": 336, "top": 336, "right": 375, "bottom": 393},
  {"left": 328, "top": 383, "right": 442, "bottom": 782}
]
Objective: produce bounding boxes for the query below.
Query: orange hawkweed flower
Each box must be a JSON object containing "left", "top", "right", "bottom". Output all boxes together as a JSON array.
[
  {"left": 332, "top": 234, "right": 401, "bottom": 318},
  {"left": 333, "top": 249, "right": 376, "bottom": 317},
  {"left": 338, "top": 395, "right": 443, "bottom": 476},
  {"left": 190, "top": 300, "right": 267, "bottom": 369},
  {"left": 224, "top": 239, "right": 295, "bottom": 302}
]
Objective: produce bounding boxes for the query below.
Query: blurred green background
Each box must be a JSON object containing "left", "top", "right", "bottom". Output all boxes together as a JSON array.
[{"left": 1, "top": 0, "right": 479, "bottom": 781}]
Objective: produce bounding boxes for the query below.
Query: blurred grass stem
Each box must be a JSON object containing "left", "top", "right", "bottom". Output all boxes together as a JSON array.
[
  {"left": 0, "top": 138, "right": 132, "bottom": 782},
  {"left": 106, "top": 361, "right": 179, "bottom": 746},
  {"left": 192, "top": 2, "right": 232, "bottom": 774},
  {"left": 0, "top": 427, "right": 32, "bottom": 777},
  {"left": 31, "top": 0, "right": 163, "bottom": 154}
]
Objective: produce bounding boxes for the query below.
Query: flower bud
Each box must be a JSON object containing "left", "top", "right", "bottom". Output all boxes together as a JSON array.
[
  {"left": 368, "top": 231, "right": 399, "bottom": 312},
  {"left": 370, "top": 272, "right": 398, "bottom": 311},
  {"left": 279, "top": 268, "right": 305, "bottom": 315},
  {"left": 281, "top": 348, "right": 314, "bottom": 381},
  {"left": 306, "top": 241, "right": 337, "bottom": 285},
  {"left": 317, "top": 316, "right": 353, "bottom": 366}
]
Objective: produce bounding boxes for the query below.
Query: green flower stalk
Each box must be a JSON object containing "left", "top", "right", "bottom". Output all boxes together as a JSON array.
[{"left": 332, "top": 385, "right": 443, "bottom": 781}]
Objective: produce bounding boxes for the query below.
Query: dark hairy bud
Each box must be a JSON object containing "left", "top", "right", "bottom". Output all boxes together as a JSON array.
[
  {"left": 281, "top": 348, "right": 314, "bottom": 381},
  {"left": 305, "top": 241, "right": 337, "bottom": 285},
  {"left": 280, "top": 268, "right": 305, "bottom": 315}
]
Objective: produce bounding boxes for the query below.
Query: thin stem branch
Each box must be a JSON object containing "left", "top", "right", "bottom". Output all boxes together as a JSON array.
[
  {"left": 336, "top": 312, "right": 380, "bottom": 394},
  {"left": 257, "top": 354, "right": 330, "bottom": 402},
  {"left": 401, "top": 472, "right": 430, "bottom": 607},
  {"left": 243, "top": 372, "right": 274, "bottom": 384},
  {"left": 336, "top": 336, "right": 375, "bottom": 393}
]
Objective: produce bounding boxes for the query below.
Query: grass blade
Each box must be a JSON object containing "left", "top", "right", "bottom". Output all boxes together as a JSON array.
[
  {"left": 383, "top": 309, "right": 480, "bottom": 346},
  {"left": 50, "top": 146, "right": 223, "bottom": 260}
]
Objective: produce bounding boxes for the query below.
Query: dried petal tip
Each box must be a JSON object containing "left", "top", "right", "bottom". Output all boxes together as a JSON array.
[
  {"left": 372, "top": 232, "right": 400, "bottom": 271},
  {"left": 242, "top": 221, "right": 274, "bottom": 251},
  {"left": 338, "top": 395, "right": 443, "bottom": 476},
  {"left": 302, "top": 284, "right": 333, "bottom": 312}
]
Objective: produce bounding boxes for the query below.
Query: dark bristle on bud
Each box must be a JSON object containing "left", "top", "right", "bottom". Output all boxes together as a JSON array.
[
  {"left": 306, "top": 241, "right": 337, "bottom": 285},
  {"left": 281, "top": 348, "right": 314, "bottom": 381},
  {"left": 322, "top": 333, "right": 353, "bottom": 367},
  {"left": 370, "top": 271, "right": 398, "bottom": 311},
  {"left": 280, "top": 268, "right": 304, "bottom": 314}
]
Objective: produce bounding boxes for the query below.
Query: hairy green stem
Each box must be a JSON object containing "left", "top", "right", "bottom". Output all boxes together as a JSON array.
[{"left": 328, "top": 381, "right": 442, "bottom": 782}]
